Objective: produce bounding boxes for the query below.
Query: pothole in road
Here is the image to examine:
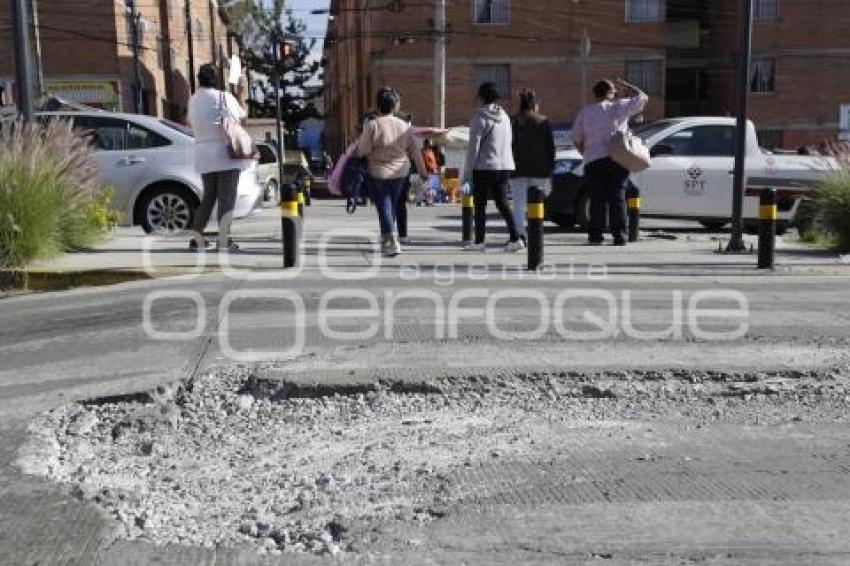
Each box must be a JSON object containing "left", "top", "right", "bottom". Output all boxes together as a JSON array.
[{"left": 17, "top": 367, "right": 850, "bottom": 556}]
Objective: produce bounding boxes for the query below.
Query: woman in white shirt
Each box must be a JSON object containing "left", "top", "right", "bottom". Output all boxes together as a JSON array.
[{"left": 187, "top": 64, "right": 252, "bottom": 251}]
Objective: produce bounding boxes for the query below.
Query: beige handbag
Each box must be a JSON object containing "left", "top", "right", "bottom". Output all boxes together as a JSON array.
[
  {"left": 220, "top": 91, "right": 255, "bottom": 160},
  {"left": 609, "top": 129, "right": 651, "bottom": 173}
]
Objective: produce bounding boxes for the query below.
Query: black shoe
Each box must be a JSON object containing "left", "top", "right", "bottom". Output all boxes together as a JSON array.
[
  {"left": 587, "top": 240, "right": 604, "bottom": 246},
  {"left": 613, "top": 239, "right": 627, "bottom": 247},
  {"left": 189, "top": 237, "right": 212, "bottom": 251}
]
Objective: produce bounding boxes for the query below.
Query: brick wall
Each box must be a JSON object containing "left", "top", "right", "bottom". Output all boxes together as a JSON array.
[
  {"left": 0, "top": 0, "right": 238, "bottom": 120},
  {"left": 324, "top": 0, "right": 668, "bottom": 156},
  {"left": 325, "top": 0, "right": 850, "bottom": 154}
]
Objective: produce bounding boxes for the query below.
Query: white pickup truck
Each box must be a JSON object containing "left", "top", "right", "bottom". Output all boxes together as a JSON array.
[{"left": 546, "top": 117, "right": 834, "bottom": 232}]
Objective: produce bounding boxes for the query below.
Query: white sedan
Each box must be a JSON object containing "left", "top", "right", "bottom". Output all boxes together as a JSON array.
[{"left": 39, "top": 110, "right": 264, "bottom": 234}]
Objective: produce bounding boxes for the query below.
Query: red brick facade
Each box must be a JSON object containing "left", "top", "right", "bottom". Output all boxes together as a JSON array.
[
  {"left": 323, "top": 0, "right": 850, "bottom": 158},
  {"left": 0, "top": 0, "right": 244, "bottom": 121}
]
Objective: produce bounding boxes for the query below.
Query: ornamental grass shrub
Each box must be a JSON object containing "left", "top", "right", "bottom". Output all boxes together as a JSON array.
[
  {"left": 0, "top": 119, "right": 118, "bottom": 268},
  {"left": 811, "top": 170, "right": 850, "bottom": 252}
]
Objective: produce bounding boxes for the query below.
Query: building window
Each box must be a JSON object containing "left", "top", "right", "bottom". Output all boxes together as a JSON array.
[
  {"left": 625, "top": 0, "right": 664, "bottom": 22},
  {"left": 626, "top": 59, "right": 663, "bottom": 95},
  {"left": 473, "top": 64, "right": 511, "bottom": 100},
  {"left": 750, "top": 57, "right": 776, "bottom": 93},
  {"left": 754, "top": 0, "right": 779, "bottom": 21},
  {"left": 473, "top": 0, "right": 509, "bottom": 24}
]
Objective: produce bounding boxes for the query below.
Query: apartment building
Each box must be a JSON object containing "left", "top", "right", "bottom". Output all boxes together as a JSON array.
[
  {"left": 0, "top": 0, "right": 242, "bottom": 121},
  {"left": 323, "top": 0, "right": 850, "bottom": 157}
]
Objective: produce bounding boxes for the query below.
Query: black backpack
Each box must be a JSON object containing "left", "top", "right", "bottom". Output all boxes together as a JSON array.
[{"left": 340, "top": 155, "right": 369, "bottom": 214}]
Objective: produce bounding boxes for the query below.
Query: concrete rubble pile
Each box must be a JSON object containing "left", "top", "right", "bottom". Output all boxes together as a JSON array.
[{"left": 16, "top": 366, "right": 850, "bottom": 555}]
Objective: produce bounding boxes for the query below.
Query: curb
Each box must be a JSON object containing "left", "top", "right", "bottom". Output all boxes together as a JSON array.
[{"left": 0, "top": 269, "right": 157, "bottom": 293}]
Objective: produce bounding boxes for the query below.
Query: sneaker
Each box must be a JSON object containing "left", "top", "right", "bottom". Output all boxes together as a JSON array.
[
  {"left": 382, "top": 236, "right": 401, "bottom": 257},
  {"left": 399, "top": 236, "right": 412, "bottom": 245},
  {"left": 216, "top": 241, "right": 240, "bottom": 253},
  {"left": 463, "top": 242, "right": 486, "bottom": 252},
  {"left": 189, "top": 237, "right": 213, "bottom": 251},
  {"left": 505, "top": 239, "right": 526, "bottom": 253}
]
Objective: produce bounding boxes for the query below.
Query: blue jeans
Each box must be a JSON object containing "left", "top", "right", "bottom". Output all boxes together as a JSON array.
[{"left": 368, "top": 175, "right": 408, "bottom": 236}]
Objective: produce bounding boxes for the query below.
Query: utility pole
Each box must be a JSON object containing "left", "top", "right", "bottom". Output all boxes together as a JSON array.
[
  {"left": 579, "top": 28, "right": 590, "bottom": 105},
  {"left": 28, "top": 0, "right": 44, "bottom": 101},
  {"left": 128, "top": 0, "right": 144, "bottom": 114},
  {"left": 10, "top": 0, "right": 34, "bottom": 121},
  {"left": 727, "top": 0, "right": 754, "bottom": 253},
  {"left": 186, "top": 0, "right": 196, "bottom": 92},
  {"left": 433, "top": 0, "right": 446, "bottom": 128}
]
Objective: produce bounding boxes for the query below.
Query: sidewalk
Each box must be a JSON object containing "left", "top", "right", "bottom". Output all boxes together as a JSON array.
[{"left": 24, "top": 201, "right": 850, "bottom": 281}]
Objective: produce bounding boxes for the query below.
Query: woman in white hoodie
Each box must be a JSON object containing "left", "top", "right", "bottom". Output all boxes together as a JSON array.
[{"left": 463, "top": 82, "right": 522, "bottom": 252}]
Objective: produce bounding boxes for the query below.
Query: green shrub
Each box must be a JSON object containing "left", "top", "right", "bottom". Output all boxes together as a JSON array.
[
  {"left": 0, "top": 119, "right": 114, "bottom": 268},
  {"left": 811, "top": 169, "right": 850, "bottom": 252}
]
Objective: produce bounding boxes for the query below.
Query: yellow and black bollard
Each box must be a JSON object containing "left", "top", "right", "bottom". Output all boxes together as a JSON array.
[
  {"left": 297, "top": 187, "right": 305, "bottom": 218},
  {"left": 626, "top": 185, "right": 641, "bottom": 242},
  {"left": 281, "top": 183, "right": 299, "bottom": 268},
  {"left": 527, "top": 186, "right": 545, "bottom": 271},
  {"left": 462, "top": 194, "right": 474, "bottom": 243},
  {"left": 757, "top": 187, "right": 777, "bottom": 270}
]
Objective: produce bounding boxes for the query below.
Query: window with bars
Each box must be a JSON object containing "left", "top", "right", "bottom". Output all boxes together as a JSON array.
[
  {"left": 750, "top": 57, "right": 776, "bottom": 93},
  {"left": 626, "top": 59, "right": 663, "bottom": 96},
  {"left": 473, "top": 64, "right": 511, "bottom": 100},
  {"left": 625, "top": 0, "right": 664, "bottom": 22},
  {"left": 754, "top": 0, "right": 780, "bottom": 21},
  {"left": 473, "top": 0, "right": 509, "bottom": 24}
]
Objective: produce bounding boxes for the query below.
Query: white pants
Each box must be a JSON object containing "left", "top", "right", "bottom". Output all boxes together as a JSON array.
[{"left": 509, "top": 177, "right": 551, "bottom": 238}]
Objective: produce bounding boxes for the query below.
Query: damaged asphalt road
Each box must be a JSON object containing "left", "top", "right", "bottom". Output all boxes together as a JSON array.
[{"left": 16, "top": 365, "right": 850, "bottom": 562}]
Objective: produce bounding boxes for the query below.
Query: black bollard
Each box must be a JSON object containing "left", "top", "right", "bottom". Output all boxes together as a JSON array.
[
  {"left": 281, "top": 182, "right": 299, "bottom": 268},
  {"left": 758, "top": 187, "right": 777, "bottom": 270},
  {"left": 527, "top": 186, "right": 545, "bottom": 271},
  {"left": 304, "top": 177, "right": 312, "bottom": 206},
  {"left": 462, "top": 194, "right": 474, "bottom": 243},
  {"left": 626, "top": 184, "right": 641, "bottom": 242}
]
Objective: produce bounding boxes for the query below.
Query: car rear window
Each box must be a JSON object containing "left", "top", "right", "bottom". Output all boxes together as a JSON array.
[{"left": 160, "top": 119, "right": 194, "bottom": 138}]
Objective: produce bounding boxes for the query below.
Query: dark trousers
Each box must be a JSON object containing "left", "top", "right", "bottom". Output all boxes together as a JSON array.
[
  {"left": 193, "top": 169, "right": 240, "bottom": 243},
  {"left": 396, "top": 177, "right": 410, "bottom": 238},
  {"left": 472, "top": 170, "right": 519, "bottom": 244},
  {"left": 368, "top": 175, "right": 407, "bottom": 237},
  {"left": 585, "top": 158, "right": 629, "bottom": 243}
]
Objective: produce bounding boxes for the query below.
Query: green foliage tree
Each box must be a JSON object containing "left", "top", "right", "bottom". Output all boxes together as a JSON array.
[{"left": 224, "top": 1, "right": 324, "bottom": 149}]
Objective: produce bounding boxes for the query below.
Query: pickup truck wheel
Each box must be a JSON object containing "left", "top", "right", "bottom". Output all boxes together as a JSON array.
[
  {"left": 699, "top": 220, "right": 728, "bottom": 231},
  {"left": 547, "top": 211, "right": 576, "bottom": 229},
  {"left": 776, "top": 221, "right": 789, "bottom": 236},
  {"left": 139, "top": 186, "right": 196, "bottom": 235},
  {"left": 264, "top": 179, "right": 279, "bottom": 203}
]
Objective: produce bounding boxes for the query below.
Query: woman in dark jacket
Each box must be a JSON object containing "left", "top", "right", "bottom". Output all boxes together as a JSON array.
[{"left": 510, "top": 89, "right": 556, "bottom": 243}]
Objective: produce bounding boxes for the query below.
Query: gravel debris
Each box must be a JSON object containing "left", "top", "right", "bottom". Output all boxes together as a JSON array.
[{"left": 17, "top": 366, "right": 850, "bottom": 555}]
